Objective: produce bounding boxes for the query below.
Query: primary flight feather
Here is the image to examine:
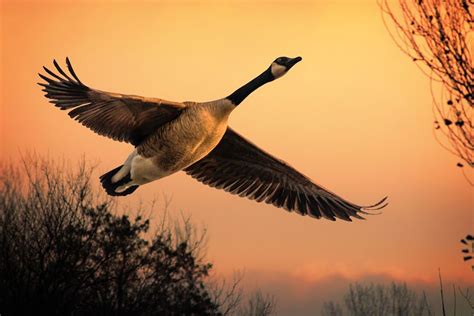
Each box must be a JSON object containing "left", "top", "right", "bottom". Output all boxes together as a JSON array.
[{"left": 39, "top": 57, "right": 387, "bottom": 221}]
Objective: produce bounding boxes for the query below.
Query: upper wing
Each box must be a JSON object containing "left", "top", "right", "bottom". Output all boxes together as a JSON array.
[
  {"left": 38, "top": 58, "right": 186, "bottom": 146},
  {"left": 184, "top": 128, "right": 387, "bottom": 221}
]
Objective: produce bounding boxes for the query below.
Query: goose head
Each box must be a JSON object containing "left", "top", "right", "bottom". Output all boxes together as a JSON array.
[{"left": 270, "top": 56, "right": 302, "bottom": 79}]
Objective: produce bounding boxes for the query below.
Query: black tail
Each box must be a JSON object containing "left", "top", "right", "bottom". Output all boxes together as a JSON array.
[{"left": 99, "top": 165, "right": 139, "bottom": 196}]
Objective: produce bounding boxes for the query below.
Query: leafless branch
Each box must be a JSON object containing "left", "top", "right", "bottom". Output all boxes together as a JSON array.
[{"left": 380, "top": 0, "right": 473, "bottom": 181}]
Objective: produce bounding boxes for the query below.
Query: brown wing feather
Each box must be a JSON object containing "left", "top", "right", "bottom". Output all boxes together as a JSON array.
[
  {"left": 38, "top": 58, "right": 185, "bottom": 146},
  {"left": 185, "top": 127, "right": 387, "bottom": 221}
]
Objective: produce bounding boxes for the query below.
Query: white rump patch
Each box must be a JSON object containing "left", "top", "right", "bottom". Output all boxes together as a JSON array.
[{"left": 130, "top": 154, "right": 166, "bottom": 184}]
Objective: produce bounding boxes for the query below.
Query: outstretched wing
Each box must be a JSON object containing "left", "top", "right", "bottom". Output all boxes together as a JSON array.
[
  {"left": 38, "top": 58, "right": 186, "bottom": 146},
  {"left": 185, "top": 128, "right": 387, "bottom": 221}
]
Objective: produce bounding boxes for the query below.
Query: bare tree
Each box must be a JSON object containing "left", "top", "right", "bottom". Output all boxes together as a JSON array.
[
  {"left": 238, "top": 290, "right": 276, "bottom": 316},
  {"left": 208, "top": 272, "right": 244, "bottom": 315},
  {"left": 345, "top": 283, "right": 390, "bottom": 315},
  {"left": 322, "top": 282, "right": 432, "bottom": 316},
  {"left": 458, "top": 287, "right": 474, "bottom": 312},
  {"left": 380, "top": 0, "right": 473, "bottom": 182},
  {"left": 321, "top": 301, "right": 344, "bottom": 316},
  {"left": 0, "top": 155, "right": 276, "bottom": 315},
  {"left": 0, "top": 155, "right": 221, "bottom": 315}
]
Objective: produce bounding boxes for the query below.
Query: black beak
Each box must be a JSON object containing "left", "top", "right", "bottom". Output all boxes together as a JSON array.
[{"left": 286, "top": 56, "right": 302, "bottom": 69}]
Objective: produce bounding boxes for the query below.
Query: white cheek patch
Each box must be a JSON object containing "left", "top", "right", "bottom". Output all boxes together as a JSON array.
[{"left": 270, "top": 63, "right": 287, "bottom": 79}]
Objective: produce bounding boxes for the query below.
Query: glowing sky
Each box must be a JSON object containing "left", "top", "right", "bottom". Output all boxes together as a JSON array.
[{"left": 1, "top": 0, "right": 472, "bottom": 314}]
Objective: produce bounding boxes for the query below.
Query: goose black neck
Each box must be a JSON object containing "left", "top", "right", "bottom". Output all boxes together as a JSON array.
[{"left": 226, "top": 67, "right": 274, "bottom": 106}]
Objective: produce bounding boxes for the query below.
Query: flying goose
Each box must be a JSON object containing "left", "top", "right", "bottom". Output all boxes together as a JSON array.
[{"left": 39, "top": 57, "right": 387, "bottom": 221}]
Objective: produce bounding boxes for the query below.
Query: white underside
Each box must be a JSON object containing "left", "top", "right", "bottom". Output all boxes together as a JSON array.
[
  {"left": 112, "top": 149, "right": 163, "bottom": 192},
  {"left": 114, "top": 152, "right": 166, "bottom": 192}
]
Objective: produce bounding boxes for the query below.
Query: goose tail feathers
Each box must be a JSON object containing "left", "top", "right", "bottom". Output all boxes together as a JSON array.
[{"left": 100, "top": 165, "right": 139, "bottom": 196}]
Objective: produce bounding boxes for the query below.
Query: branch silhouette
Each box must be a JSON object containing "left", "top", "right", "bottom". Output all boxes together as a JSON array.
[{"left": 380, "top": 0, "right": 473, "bottom": 182}]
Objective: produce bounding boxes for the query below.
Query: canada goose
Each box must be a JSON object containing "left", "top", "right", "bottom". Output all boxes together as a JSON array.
[{"left": 39, "top": 57, "right": 387, "bottom": 221}]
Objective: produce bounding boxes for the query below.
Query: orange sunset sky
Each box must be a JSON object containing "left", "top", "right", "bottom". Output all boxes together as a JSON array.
[{"left": 1, "top": 0, "right": 473, "bottom": 314}]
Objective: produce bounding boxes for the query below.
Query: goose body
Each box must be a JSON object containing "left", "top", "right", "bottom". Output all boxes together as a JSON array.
[
  {"left": 39, "top": 57, "right": 387, "bottom": 221},
  {"left": 118, "top": 99, "right": 234, "bottom": 190}
]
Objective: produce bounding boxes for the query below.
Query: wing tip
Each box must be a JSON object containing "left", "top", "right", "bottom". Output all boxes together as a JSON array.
[
  {"left": 360, "top": 196, "right": 389, "bottom": 215},
  {"left": 38, "top": 57, "right": 86, "bottom": 88},
  {"left": 332, "top": 196, "right": 388, "bottom": 221}
]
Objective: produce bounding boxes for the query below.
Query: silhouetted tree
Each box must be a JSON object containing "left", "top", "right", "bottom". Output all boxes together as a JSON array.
[
  {"left": 238, "top": 290, "right": 276, "bottom": 316},
  {"left": 380, "top": 0, "right": 473, "bottom": 181},
  {"left": 322, "top": 282, "right": 432, "bottom": 316},
  {"left": 0, "top": 156, "right": 219, "bottom": 315},
  {"left": 321, "top": 301, "right": 344, "bottom": 316},
  {"left": 458, "top": 287, "right": 474, "bottom": 312},
  {"left": 0, "top": 155, "right": 276, "bottom": 316},
  {"left": 208, "top": 274, "right": 276, "bottom": 316}
]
